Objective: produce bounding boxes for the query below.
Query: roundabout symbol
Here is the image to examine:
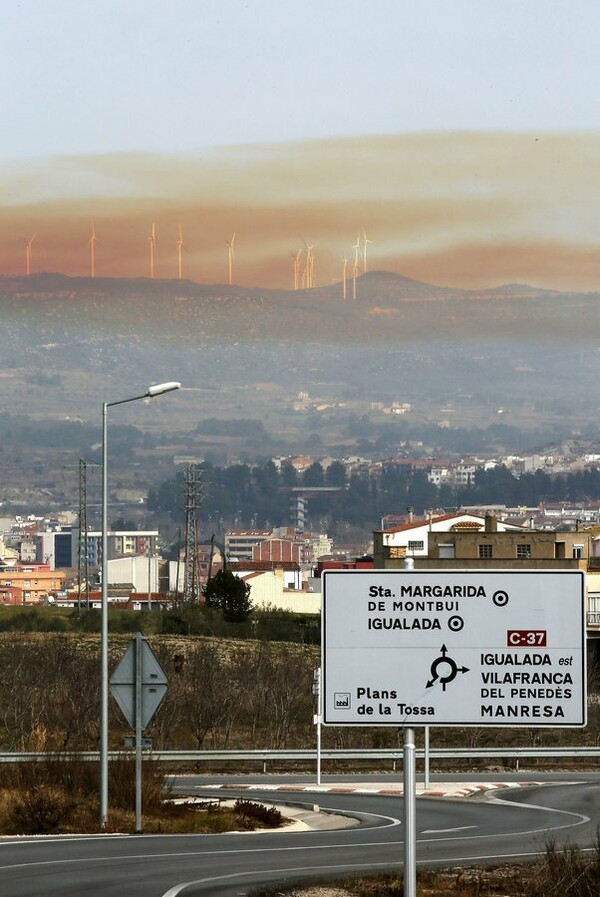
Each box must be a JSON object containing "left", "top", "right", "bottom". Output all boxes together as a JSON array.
[
  {"left": 492, "top": 590, "right": 509, "bottom": 607},
  {"left": 426, "top": 644, "right": 469, "bottom": 692},
  {"left": 447, "top": 615, "right": 464, "bottom": 632}
]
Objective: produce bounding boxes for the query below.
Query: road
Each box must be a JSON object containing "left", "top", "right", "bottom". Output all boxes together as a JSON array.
[{"left": 0, "top": 774, "right": 599, "bottom": 897}]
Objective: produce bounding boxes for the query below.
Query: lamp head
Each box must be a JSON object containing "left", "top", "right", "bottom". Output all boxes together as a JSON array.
[{"left": 146, "top": 381, "right": 181, "bottom": 397}]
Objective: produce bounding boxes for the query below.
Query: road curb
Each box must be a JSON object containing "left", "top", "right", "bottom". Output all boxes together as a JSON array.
[{"left": 196, "top": 781, "right": 546, "bottom": 799}]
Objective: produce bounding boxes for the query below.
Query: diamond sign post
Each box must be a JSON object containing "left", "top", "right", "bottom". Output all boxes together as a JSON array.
[{"left": 110, "top": 632, "right": 168, "bottom": 832}]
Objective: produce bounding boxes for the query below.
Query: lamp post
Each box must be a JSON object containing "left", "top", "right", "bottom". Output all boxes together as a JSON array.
[{"left": 100, "top": 381, "right": 181, "bottom": 830}]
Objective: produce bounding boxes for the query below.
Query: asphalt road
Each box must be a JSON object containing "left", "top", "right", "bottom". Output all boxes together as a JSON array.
[{"left": 1, "top": 774, "right": 599, "bottom": 897}]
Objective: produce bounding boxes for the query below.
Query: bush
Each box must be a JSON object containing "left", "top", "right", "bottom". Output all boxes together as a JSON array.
[
  {"left": 107, "top": 757, "right": 169, "bottom": 814},
  {"left": 526, "top": 839, "right": 600, "bottom": 897},
  {"left": 5, "top": 785, "right": 76, "bottom": 834},
  {"left": 234, "top": 799, "right": 282, "bottom": 827}
]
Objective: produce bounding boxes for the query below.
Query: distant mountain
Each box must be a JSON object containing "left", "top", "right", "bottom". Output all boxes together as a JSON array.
[
  {"left": 481, "top": 282, "right": 554, "bottom": 297},
  {"left": 0, "top": 270, "right": 598, "bottom": 445},
  {"left": 0, "top": 270, "right": 596, "bottom": 346},
  {"left": 308, "top": 269, "right": 457, "bottom": 301}
]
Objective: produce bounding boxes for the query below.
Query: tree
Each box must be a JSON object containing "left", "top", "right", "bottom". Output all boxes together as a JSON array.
[
  {"left": 325, "top": 460, "right": 347, "bottom": 487},
  {"left": 110, "top": 517, "right": 137, "bottom": 532},
  {"left": 280, "top": 462, "right": 298, "bottom": 487},
  {"left": 303, "top": 461, "right": 324, "bottom": 487},
  {"left": 203, "top": 569, "right": 253, "bottom": 622}
]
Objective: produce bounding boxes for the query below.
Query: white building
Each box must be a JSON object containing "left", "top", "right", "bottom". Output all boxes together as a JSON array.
[
  {"left": 106, "top": 555, "right": 184, "bottom": 594},
  {"left": 374, "top": 512, "right": 525, "bottom": 562},
  {"left": 241, "top": 570, "right": 320, "bottom": 614}
]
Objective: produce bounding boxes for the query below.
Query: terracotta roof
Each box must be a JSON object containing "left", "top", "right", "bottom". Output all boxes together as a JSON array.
[
  {"left": 230, "top": 560, "right": 301, "bottom": 571},
  {"left": 377, "top": 513, "right": 461, "bottom": 534}
]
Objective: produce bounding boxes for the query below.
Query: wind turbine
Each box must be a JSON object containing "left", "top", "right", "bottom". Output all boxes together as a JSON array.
[
  {"left": 177, "top": 225, "right": 184, "bottom": 280},
  {"left": 301, "top": 237, "right": 316, "bottom": 288},
  {"left": 342, "top": 254, "right": 348, "bottom": 300},
  {"left": 352, "top": 237, "right": 360, "bottom": 300},
  {"left": 361, "top": 228, "right": 373, "bottom": 274},
  {"left": 148, "top": 223, "right": 156, "bottom": 278},
  {"left": 24, "top": 233, "right": 37, "bottom": 276},
  {"left": 226, "top": 232, "right": 236, "bottom": 285},
  {"left": 88, "top": 220, "right": 98, "bottom": 278},
  {"left": 290, "top": 249, "right": 303, "bottom": 291}
]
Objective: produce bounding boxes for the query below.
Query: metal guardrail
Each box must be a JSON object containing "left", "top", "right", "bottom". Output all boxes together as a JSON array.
[{"left": 1, "top": 747, "right": 599, "bottom": 763}]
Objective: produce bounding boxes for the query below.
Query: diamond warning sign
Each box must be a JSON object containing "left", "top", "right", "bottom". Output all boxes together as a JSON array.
[{"left": 321, "top": 570, "right": 586, "bottom": 727}]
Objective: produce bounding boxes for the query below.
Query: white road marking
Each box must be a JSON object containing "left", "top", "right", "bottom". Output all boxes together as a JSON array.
[{"left": 422, "top": 825, "right": 477, "bottom": 834}]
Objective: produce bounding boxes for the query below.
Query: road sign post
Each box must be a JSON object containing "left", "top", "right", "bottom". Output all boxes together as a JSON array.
[
  {"left": 322, "top": 569, "right": 586, "bottom": 897},
  {"left": 313, "top": 667, "right": 322, "bottom": 785},
  {"left": 110, "top": 632, "right": 168, "bottom": 832}
]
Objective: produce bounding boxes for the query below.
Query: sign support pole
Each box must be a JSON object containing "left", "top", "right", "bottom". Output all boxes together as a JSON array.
[
  {"left": 134, "top": 632, "right": 143, "bottom": 833},
  {"left": 320, "top": 568, "right": 587, "bottom": 897},
  {"left": 109, "top": 631, "right": 168, "bottom": 833},
  {"left": 313, "top": 667, "right": 322, "bottom": 786},
  {"left": 424, "top": 726, "right": 430, "bottom": 789},
  {"left": 316, "top": 712, "right": 322, "bottom": 786},
  {"left": 403, "top": 726, "right": 416, "bottom": 897}
]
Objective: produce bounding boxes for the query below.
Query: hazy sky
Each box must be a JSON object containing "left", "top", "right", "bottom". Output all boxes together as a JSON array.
[
  {"left": 2, "top": 0, "right": 599, "bottom": 158},
  {"left": 2, "top": 1, "right": 600, "bottom": 289}
]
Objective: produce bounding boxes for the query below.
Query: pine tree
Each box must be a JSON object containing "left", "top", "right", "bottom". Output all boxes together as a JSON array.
[{"left": 203, "top": 569, "right": 253, "bottom": 623}]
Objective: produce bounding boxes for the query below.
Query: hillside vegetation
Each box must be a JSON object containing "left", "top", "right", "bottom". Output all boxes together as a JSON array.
[
  {"left": 1, "top": 271, "right": 598, "bottom": 345},
  {"left": 0, "top": 628, "right": 598, "bottom": 756}
]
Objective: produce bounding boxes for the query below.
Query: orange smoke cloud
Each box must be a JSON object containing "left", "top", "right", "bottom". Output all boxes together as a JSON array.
[{"left": 1, "top": 132, "right": 600, "bottom": 290}]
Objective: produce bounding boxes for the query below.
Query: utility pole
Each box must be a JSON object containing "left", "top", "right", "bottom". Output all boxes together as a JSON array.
[{"left": 183, "top": 464, "right": 202, "bottom": 602}]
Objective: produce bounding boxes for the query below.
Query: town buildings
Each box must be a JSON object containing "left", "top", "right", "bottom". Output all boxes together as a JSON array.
[
  {"left": 374, "top": 512, "right": 600, "bottom": 647},
  {"left": 0, "top": 564, "right": 65, "bottom": 605},
  {"left": 372, "top": 512, "right": 525, "bottom": 563}
]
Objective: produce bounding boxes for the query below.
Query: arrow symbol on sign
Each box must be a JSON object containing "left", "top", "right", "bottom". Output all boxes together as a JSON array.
[{"left": 426, "top": 646, "right": 469, "bottom": 691}]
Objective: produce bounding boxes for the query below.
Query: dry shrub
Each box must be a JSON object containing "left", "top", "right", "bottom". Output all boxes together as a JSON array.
[
  {"left": 4, "top": 785, "right": 76, "bottom": 834},
  {"left": 0, "top": 757, "right": 97, "bottom": 795},
  {"left": 234, "top": 799, "right": 282, "bottom": 827},
  {"left": 107, "top": 757, "right": 168, "bottom": 814},
  {"left": 0, "top": 757, "right": 170, "bottom": 834},
  {"left": 525, "top": 840, "right": 600, "bottom": 897}
]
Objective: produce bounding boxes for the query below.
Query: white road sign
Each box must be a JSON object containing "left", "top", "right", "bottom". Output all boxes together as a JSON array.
[
  {"left": 322, "top": 570, "right": 586, "bottom": 727},
  {"left": 110, "top": 633, "right": 168, "bottom": 730}
]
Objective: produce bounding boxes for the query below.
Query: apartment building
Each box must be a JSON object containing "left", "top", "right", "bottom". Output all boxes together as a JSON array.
[
  {"left": 70, "top": 529, "right": 159, "bottom": 567},
  {"left": 424, "top": 528, "right": 592, "bottom": 566},
  {"left": 0, "top": 565, "right": 65, "bottom": 604},
  {"left": 373, "top": 512, "right": 524, "bottom": 565},
  {"left": 224, "top": 530, "right": 272, "bottom": 561},
  {"left": 374, "top": 513, "right": 600, "bottom": 641},
  {"left": 226, "top": 527, "right": 332, "bottom": 564}
]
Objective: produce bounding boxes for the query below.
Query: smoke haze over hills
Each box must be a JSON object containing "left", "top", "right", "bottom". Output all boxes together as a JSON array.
[{"left": 3, "top": 133, "right": 600, "bottom": 291}]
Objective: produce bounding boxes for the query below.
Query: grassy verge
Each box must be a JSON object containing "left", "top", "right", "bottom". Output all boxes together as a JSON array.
[
  {"left": 0, "top": 759, "right": 283, "bottom": 835},
  {"left": 255, "top": 840, "right": 600, "bottom": 897}
]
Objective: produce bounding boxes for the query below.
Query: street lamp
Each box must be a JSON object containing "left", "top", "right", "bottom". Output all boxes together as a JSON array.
[{"left": 100, "top": 381, "right": 181, "bottom": 830}]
